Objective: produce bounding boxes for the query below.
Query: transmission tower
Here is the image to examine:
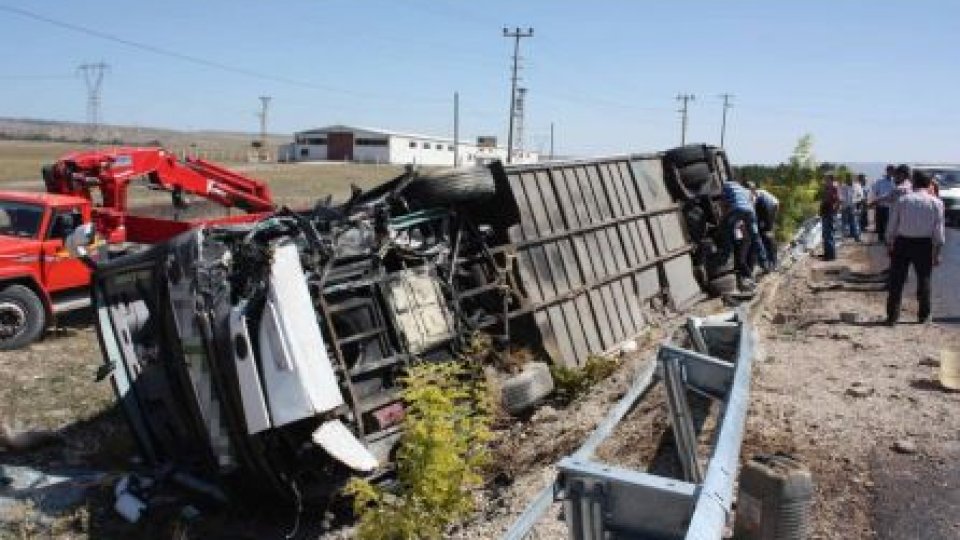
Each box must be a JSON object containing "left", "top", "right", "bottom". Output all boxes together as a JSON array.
[
  {"left": 718, "top": 93, "right": 734, "bottom": 148},
  {"left": 503, "top": 27, "right": 533, "bottom": 164},
  {"left": 514, "top": 87, "right": 528, "bottom": 155},
  {"left": 257, "top": 96, "right": 272, "bottom": 161},
  {"left": 78, "top": 62, "right": 109, "bottom": 142},
  {"left": 676, "top": 93, "right": 695, "bottom": 145}
]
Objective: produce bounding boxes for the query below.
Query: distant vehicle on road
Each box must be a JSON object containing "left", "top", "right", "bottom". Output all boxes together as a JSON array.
[{"left": 913, "top": 165, "right": 960, "bottom": 226}]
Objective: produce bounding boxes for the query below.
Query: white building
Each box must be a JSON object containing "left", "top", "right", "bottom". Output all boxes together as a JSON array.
[{"left": 279, "top": 125, "right": 537, "bottom": 167}]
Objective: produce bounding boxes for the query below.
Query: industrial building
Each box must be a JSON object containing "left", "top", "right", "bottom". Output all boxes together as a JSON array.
[{"left": 278, "top": 125, "right": 537, "bottom": 166}]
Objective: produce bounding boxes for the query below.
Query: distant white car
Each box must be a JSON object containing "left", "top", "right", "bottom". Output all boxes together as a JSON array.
[{"left": 914, "top": 166, "right": 960, "bottom": 226}]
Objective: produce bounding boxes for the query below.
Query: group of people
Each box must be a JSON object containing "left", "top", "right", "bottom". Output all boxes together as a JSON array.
[
  {"left": 819, "top": 164, "right": 946, "bottom": 324},
  {"left": 716, "top": 178, "right": 779, "bottom": 287},
  {"left": 715, "top": 163, "right": 945, "bottom": 325}
]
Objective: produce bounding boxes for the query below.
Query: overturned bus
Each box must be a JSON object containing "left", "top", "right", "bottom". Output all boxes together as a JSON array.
[{"left": 90, "top": 145, "right": 735, "bottom": 502}]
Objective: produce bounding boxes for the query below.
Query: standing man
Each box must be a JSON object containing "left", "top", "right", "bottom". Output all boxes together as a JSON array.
[
  {"left": 748, "top": 181, "right": 780, "bottom": 269},
  {"left": 718, "top": 180, "right": 770, "bottom": 283},
  {"left": 857, "top": 174, "right": 870, "bottom": 231},
  {"left": 820, "top": 173, "right": 841, "bottom": 261},
  {"left": 870, "top": 165, "right": 897, "bottom": 240},
  {"left": 885, "top": 170, "right": 945, "bottom": 324},
  {"left": 840, "top": 175, "right": 863, "bottom": 242}
]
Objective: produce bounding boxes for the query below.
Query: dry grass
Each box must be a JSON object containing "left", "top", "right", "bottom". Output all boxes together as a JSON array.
[
  {"left": 0, "top": 140, "right": 404, "bottom": 207},
  {"left": 236, "top": 162, "right": 405, "bottom": 206},
  {"left": 0, "top": 140, "right": 80, "bottom": 185}
]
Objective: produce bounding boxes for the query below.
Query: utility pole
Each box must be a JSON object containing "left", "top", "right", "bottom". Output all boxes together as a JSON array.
[
  {"left": 514, "top": 87, "right": 527, "bottom": 157},
  {"left": 549, "top": 122, "right": 555, "bottom": 160},
  {"left": 453, "top": 91, "right": 460, "bottom": 168},
  {"left": 503, "top": 26, "right": 533, "bottom": 164},
  {"left": 718, "top": 93, "right": 734, "bottom": 148},
  {"left": 257, "top": 96, "right": 272, "bottom": 161},
  {"left": 78, "top": 62, "right": 109, "bottom": 143},
  {"left": 676, "top": 93, "right": 695, "bottom": 145}
]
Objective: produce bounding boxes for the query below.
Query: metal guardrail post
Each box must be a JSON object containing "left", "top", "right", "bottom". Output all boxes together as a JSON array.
[{"left": 502, "top": 308, "right": 755, "bottom": 540}]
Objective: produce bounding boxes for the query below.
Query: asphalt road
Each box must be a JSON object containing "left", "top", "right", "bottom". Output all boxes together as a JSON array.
[
  {"left": 866, "top": 226, "right": 960, "bottom": 324},
  {"left": 866, "top": 225, "right": 959, "bottom": 539}
]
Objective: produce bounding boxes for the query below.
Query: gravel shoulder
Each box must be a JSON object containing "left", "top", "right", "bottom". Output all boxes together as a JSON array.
[{"left": 745, "top": 235, "right": 960, "bottom": 539}]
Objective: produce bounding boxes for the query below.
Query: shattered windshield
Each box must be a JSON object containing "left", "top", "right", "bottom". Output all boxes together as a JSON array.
[{"left": 0, "top": 200, "right": 44, "bottom": 239}]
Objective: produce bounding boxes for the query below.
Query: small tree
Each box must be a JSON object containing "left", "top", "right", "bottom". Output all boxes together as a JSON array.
[
  {"left": 766, "top": 134, "right": 820, "bottom": 242},
  {"left": 346, "top": 361, "right": 493, "bottom": 540}
]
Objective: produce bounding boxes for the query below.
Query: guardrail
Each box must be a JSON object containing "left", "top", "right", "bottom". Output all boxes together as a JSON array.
[{"left": 503, "top": 308, "right": 755, "bottom": 539}]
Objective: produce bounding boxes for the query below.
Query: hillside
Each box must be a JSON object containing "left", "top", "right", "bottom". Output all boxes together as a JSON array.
[{"left": 0, "top": 117, "right": 290, "bottom": 161}]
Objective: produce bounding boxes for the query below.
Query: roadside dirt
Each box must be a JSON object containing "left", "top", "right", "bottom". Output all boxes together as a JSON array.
[{"left": 744, "top": 236, "right": 960, "bottom": 539}]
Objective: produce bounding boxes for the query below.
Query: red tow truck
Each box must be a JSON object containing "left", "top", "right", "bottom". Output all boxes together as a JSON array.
[{"left": 0, "top": 147, "right": 275, "bottom": 350}]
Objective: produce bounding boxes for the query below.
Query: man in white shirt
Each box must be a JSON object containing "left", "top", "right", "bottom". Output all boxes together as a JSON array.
[
  {"left": 840, "top": 176, "right": 864, "bottom": 242},
  {"left": 885, "top": 171, "right": 945, "bottom": 324}
]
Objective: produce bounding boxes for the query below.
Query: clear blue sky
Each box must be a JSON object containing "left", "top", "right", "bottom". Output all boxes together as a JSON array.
[{"left": 0, "top": 1, "right": 956, "bottom": 164}]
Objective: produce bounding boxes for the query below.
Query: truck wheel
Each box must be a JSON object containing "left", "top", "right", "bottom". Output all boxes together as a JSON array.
[
  {"left": 665, "top": 144, "right": 709, "bottom": 168},
  {"left": 403, "top": 168, "right": 497, "bottom": 206},
  {"left": 0, "top": 285, "right": 45, "bottom": 350}
]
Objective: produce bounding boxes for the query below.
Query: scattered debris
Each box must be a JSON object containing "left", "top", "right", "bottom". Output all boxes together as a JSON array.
[
  {"left": 530, "top": 405, "right": 559, "bottom": 424},
  {"left": 919, "top": 355, "right": 940, "bottom": 368},
  {"left": 501, "top": 362, "right": 555, "bottom": 414},
  {"left": 0, "top": 422, "right": 63, "bottom": 452},
  {"left": 845, "top": 383, "right": 874, "bottom": 398},
  {"left": 891, "top": 439, "right": 918, "bottom": 455},
  {"left": 0, "top": 465, "right": 106, "bottom": 519},
  {"left": 839, "top": 311, "right": 861, "bottom": 323}
]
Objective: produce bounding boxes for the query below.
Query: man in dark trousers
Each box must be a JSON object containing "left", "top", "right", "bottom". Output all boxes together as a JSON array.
[
  {"left": 820, "top": 174, "right": 840, "bottom": 261},
  {"left": 870, "top": 165, "right": 896, "bottom": 239},
  {"left": 747, "top": 181, "right": 780, "bottom": 268},
  {"left": 885, "top": 171, "right": 945, "bottom": 324},
  {"left": 718, "top": 180, "right": 769, "bottom": 284},
  {"left": 857, "top": 174, "right": 870, "bottom": 231}
]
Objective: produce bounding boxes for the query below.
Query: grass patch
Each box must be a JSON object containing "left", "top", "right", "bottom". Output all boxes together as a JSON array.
[
  {"left": 550, "top": 355, "right": 621, "bottom": 405},
  {"left": 346, "top": 361, "right": 493, "bottom": 540}
]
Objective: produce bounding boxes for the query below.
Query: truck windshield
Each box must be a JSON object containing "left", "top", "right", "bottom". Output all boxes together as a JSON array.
[{"left": 0, "top": 201, "right": 44, "bottom": 239}]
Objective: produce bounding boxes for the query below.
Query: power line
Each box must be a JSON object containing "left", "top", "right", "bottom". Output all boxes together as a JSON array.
[
  {"left": 503, "top": 27, "right": 534, "bottom": 164},
  {"left": 718, "top": 93, "right": 734, "bottom": 148},
  {"left": 0, "top": 74, "right": 73, "bottom": 80},
  {"left": 676, "top": 93, "right": 695, "bottom": 145},
  {"left": 0, "top": 4, "right": 448, "bottom": 105},
  {"left": 78, "top": 62, "right": 109, "bottom": 142}
]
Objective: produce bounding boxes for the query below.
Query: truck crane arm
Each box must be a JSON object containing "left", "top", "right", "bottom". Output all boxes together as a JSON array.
[{"left": 45, "top": 147, "right": 274, "bottom": 214}]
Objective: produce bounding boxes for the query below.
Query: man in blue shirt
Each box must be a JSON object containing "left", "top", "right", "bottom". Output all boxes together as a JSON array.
[
  {"left": 718, "top": 180, "right": 769, "bottom": 281},
  {"left": 869, "top": 165, "right": 896, "bottom": 239}
]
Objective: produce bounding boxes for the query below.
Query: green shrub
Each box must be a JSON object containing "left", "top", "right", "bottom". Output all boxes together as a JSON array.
[
  {"left": 346, "top": 361, "right": 493, "bottom": 540},
  {"left": 549, "top": 355, "right": 620, "bottom": 404}
]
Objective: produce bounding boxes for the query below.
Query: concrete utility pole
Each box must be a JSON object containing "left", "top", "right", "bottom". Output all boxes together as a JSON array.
[
  {"left": 257, "top": 96, "right": 271, "bottom": 161},
  {"left": 676, "top": 93, "right": 695, "bottom": 146},
  {"left": 503, "top": 26, "right": 533, "bottom": 164},
  {"left": 549, "top": 122, "right": 555, "bottom": 160},
  {"left": 453, "top": 91, "right": 460, "bottom": 167},
  {"left": 77, "top": 62, "right": 109, "bottom": 143},
  {"left": 718, "top": 93, "right": 734, "bottom": 148},
  {"left": 514, "top": 87, "right": 527, "bottom": 156}
]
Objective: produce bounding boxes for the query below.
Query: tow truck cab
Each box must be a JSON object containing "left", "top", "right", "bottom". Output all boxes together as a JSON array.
[{"left": 0, "top": 191, "right": 93, "bottom": 349}]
